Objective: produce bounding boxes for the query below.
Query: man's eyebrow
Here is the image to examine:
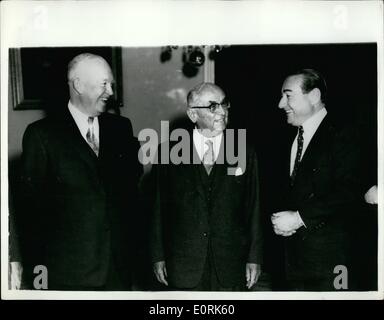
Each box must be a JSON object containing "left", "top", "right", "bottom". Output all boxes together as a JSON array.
[
  {"left": 282, "top": 89, "right": 292, "bottom": 93},
  {"left": 101, "top": 78, "right": 115, "bottom": 83},
  {"left": 208, "top": 98, "right": 226, "bottom": 104}
]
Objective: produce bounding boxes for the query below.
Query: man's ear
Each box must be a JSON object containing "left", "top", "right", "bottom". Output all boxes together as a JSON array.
[
  {"left": 72, "top": 78, "right": 83, "bottom": 94},
  {"left": 308, "top": 88, "right": 321, "bottom": 105},
  {"left": 186, "top": 108, "right": 197, "bottom": 123}
]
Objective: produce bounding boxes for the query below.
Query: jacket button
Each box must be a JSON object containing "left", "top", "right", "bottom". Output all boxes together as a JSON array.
[{"left": 203, "top": 232, "right": 208, "bottom": 237}]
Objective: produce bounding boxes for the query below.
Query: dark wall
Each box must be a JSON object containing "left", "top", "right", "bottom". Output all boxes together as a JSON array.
[
  {"left": 215, "top": 43, "right": 377, "bottom": 209},
  {"left": 215, "top": 43, "right": 377, "bottom": 288},
  {"left": 216, "top": 43, "right": 377, "bottom": 128}
]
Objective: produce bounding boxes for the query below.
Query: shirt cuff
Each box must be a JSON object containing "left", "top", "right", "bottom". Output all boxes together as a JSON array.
[{"left": 296, "top": 211, "right": 306, "bottom": 228}]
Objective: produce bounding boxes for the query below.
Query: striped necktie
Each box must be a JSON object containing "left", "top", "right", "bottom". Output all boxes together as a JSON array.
[
  {"left": 291, "top": 125, "right": 304, "bottom": 184},
  {"left": 86, "top": 117, "right": 99, "bottom": 156},
  {"left": 203, "top": 140, "right": 214, "bottom": 175}
]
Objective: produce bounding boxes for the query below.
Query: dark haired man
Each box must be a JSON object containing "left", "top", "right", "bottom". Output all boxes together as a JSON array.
[{"left": 271, "top": 69, "right": 361, "bottom": 291}]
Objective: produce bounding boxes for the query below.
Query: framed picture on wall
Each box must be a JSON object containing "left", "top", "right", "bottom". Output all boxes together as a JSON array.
[{"left": 9, "top": 46, "right": 123, "bottom": 110}]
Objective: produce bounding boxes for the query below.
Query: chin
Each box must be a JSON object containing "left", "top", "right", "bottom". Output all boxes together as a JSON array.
[
  {"left": 213, "top": 127, "right": 225, "bottom": 135},
  {"left": 287, "top": 118, "right": 296, "bottom": 126},
  {"left": 96, "top": 104, "right": 107, "bottom": 114}
]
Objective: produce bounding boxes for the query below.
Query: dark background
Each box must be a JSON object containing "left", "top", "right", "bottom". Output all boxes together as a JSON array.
[
  {"left": 215, "top": 44, "right": 377, "bottom": 174},
  {"left": 215, "top": 43, "right": 378, "bottom": 289}
]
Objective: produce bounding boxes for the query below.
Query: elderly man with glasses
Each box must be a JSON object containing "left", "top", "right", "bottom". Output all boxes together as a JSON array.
[{"left": 149, "top": 82, "right": 263, "bottom": 291}]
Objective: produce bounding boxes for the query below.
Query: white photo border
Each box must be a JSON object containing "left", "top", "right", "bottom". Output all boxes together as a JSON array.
[{"left": 1, "top": 0, "right": 383, "bottom": 300}]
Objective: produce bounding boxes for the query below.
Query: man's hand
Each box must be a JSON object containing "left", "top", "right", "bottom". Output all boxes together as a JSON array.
[
  {"left": 245, "top": 263, "right": 261, "bottom": 289},
  {"left": 364, "top": 185, "right": 378, "bottom": 205},
  {"left": 271, "top": 210, "right": 303, "bottom": 236},
  {"left": 273, "top": 226, "right": 297, "bottom": 237},
  {"left": 153, "top": 261, "right": 168, "bottom": 286},
  {"left": 9, "top": 261, "right": 23, "bottom": 290}
]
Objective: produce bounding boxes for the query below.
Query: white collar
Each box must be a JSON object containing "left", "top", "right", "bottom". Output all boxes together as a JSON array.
[
  {"left": 193, "top": 128, "right": 223, "bottom": 162},
  {"left": 68, "top": 101, "right": 99, "bottom": 142},
  {"left": 301, "top": 107, "right": 327, "bottom": 142},
  {"left": 68, "top": 101, "right": 91, "bottom": 123}
]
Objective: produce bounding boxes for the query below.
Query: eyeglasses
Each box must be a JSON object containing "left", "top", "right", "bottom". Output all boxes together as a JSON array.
[{"left": 190, "top": 98, "right": 231, "bottom": 113}]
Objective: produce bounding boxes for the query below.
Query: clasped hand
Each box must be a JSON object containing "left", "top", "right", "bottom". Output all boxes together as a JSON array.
[{"left": 271, "top": 210, "right": 303, "bottom": 237}]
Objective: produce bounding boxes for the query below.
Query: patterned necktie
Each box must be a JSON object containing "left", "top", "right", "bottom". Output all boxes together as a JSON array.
[
  {"left": 203, "top": 140, "right": 215, "bottom": 175},
  {"left": 86, "top": 117, "right": 99, "bottom": 156},
  {"left": 291, "top": 126, "right": 304, "bottom": 184}
]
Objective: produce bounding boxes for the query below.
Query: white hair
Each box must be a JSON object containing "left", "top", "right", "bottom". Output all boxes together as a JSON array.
[{"left": 67, "top": 53, "right": 107, "bottom": 82}]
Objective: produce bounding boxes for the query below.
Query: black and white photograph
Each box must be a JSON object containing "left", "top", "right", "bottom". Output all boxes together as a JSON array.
[{"left": 1, "top": 0, "right": 382, "bottom": 302}]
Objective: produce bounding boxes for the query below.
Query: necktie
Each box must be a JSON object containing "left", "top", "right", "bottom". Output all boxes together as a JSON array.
[
  {"left": 86, "top": 117, "right": 99, "bottom": 156},
  {"left": 291, "top": 126, "right": 304, "bottom": 184},
  {"left": 203, "top": 140, "right": 215, "bottom": 175}
]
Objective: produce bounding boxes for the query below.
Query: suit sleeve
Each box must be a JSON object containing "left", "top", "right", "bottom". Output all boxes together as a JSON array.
[
  {"left": 298, "top": 126, "right": 362, "bottom": 229},
  {"left": 124, "top": 117, "right": 143, "bottom": 181},
  {"left": 9, "top": 196, "right": 21, "bottom": 263},
  {"left": 17, "top": 124, "right": 49, "bottom": 267},
  {"left": 149, "top": 146, "right": 165, "bottom": 263},
  {"left": 245, "top": 147, "right": 263, "bottom": 264}
]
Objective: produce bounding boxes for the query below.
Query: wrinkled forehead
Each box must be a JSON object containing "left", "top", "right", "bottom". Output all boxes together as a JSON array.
[
  {"left": 193, "top": 85, "right": 226, "bottom": 105},
  {"left": 77, "top": 58, "right": 113, "bottom": 82}
]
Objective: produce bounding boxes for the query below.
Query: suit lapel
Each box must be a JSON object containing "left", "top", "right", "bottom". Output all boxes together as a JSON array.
[
  {"left": 190, "top": 136, "right": 207, "bottom": 202},
  {"left": 296, "top": 116, "right": 332, "bottom": 177},
  {"left": 59, "top": 109, "right": 99, "bottom": 163},
  {"left": 98, "top": 114, "right": 108, "bottom": 160},
  {"left": 284, "top": 127, "right": 296, "bottom": 182},
  {"left": 210, "top": 133, "right": 229, "bottom": 196}
]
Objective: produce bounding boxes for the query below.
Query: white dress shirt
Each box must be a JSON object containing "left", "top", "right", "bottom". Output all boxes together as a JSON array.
[
  {"left": 193, "top": 128, "right": 223, "bottom": 162},
  {"left": 290, "top": 107, "right": 327, "bottom": 175},
  {"left": 68, "top": 101, "right": 100, "bottom": 145}
]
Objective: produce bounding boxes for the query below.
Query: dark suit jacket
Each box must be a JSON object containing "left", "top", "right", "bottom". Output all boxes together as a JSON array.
[
  {"left": 150, "top": 132, "right": 262, "bottom": 289},
  {"left": 274, "top": 115, "right": 362, "bottom": 284},
  {"left": 17, "top": 109, "right": 142, "bottom": 288}
]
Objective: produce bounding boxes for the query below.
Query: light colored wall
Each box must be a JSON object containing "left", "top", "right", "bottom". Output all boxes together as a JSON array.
[{"left": 120, "top": 47, "right": 203, "bottom": 138}]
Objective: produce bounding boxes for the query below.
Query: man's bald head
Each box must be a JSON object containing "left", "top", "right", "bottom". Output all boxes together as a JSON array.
[
  {"left": 187, "top": 82, "right": 226, "bottom": 108},
  {"left": 67, "top": 53, "right": 110, "bottom": 83}
]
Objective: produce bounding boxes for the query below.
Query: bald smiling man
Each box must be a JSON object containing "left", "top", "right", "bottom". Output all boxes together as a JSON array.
[
  {"left": 150, "top": 83, "right": 263, "bottom": 291},
  {"left": 17, "top": 53, "right": 142, "bottom": 290}
]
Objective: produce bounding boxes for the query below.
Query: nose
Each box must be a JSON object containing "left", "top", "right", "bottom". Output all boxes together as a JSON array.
[
  {"left": 106, "top": 83, "right": 114, "bottom": 96},
  {"left": 278, "top": 95, "right": 286, "bottom": 109},
  {"left": 215, "top": 104, "right": 227, "bottom": 115}
]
